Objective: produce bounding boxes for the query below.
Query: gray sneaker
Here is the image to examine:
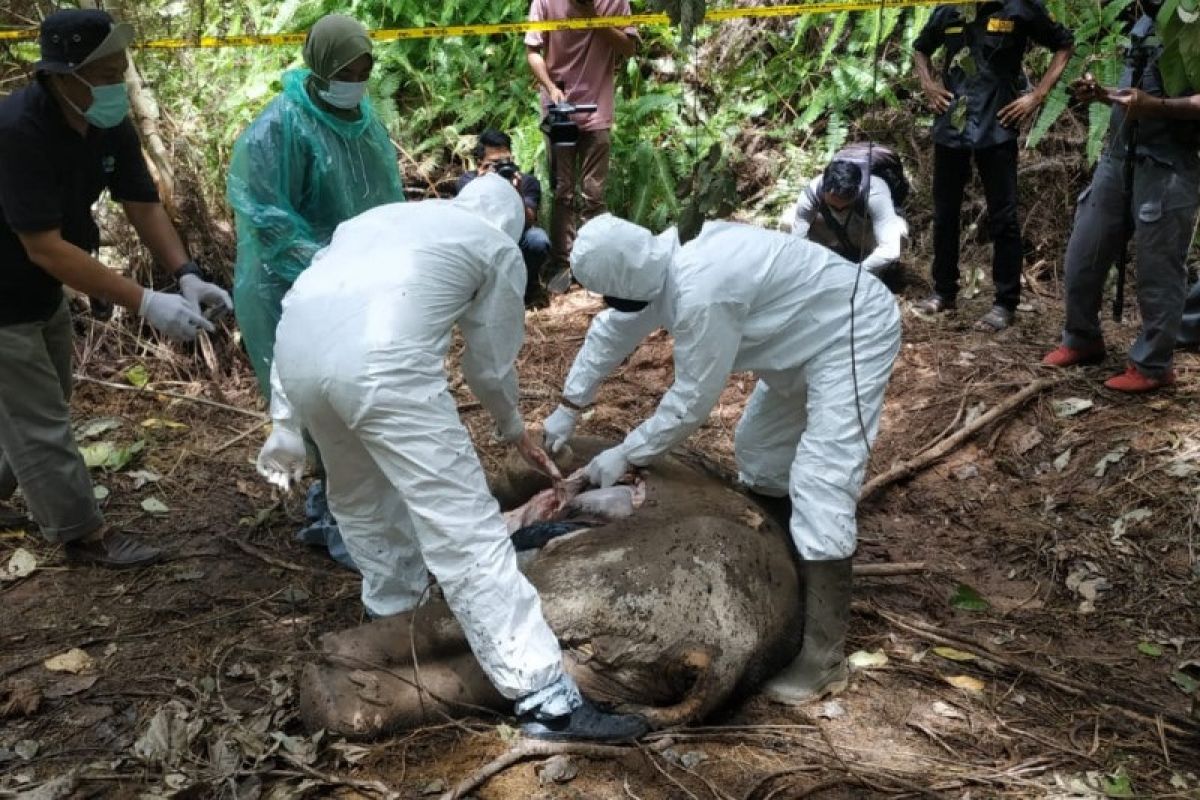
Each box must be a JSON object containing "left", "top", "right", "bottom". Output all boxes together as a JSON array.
[
  {"left": 914, "top": 293, "right": 956, "bottom": 314},
  {"left": 974, "top": 305, "right": 1015, "bottom": 332}
]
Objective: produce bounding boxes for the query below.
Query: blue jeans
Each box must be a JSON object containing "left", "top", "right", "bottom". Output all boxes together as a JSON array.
[{"left": 520, "top": 226, "right": 551, "bottom": 304}]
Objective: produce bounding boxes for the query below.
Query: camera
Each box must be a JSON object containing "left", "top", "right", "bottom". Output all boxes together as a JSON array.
[
  {"left": 541, "top": 100, "right": 598, "bottom": 147},
  {"left": 491, "top": 160, "right": 521, "bottom": 181}
]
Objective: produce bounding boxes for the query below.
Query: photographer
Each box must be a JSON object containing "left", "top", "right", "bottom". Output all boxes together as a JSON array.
[
  {"left": 526, "top": 0, "right": 638, "bottom": 281},
  {"left": 787, "top": 147, "right": 910, "bottom": 293},
  {"left": 455, "top": 129, "right": 551, "bottom": 306}
]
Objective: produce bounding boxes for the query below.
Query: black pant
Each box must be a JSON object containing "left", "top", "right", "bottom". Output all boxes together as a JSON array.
[{"left": 931, "top": 141, "right": 1022, "bottom": 310}]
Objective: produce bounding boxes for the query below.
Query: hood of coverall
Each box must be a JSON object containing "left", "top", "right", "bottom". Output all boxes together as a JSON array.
[
  {"left": 571, "top": 214, "right": 679, "bottom": 303},
  {"left": 451, "top": 173, "right": 525, "bottom": 245}
]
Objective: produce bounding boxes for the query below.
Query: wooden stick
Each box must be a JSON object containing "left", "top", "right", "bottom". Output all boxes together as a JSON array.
[
  {"left": 853, "top": 561, "right": 925, "bottom": 578},
  {"left": 75, "top": 375, "right": 266, "bottom": 420},
  {"left": 440, "top": 740, "right": 639, "bottom": 800},
  {"left": 222, "top": 535, "right": 323, "bottom": 575},
  {"left": 211, "top": 419, "right": 271, "bottom": 455},
  {"left": 860, "top": 377, "right": 1062, "bottom": 502}
]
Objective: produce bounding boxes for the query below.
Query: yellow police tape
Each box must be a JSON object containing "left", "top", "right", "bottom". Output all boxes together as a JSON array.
[{"left": 0, "top": 0, "right": 959, "bottom": 48}]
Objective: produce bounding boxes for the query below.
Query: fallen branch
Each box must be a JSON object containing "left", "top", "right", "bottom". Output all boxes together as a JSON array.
[
  {"left": 222, "top": 535, "right": 324, "bottom": 575},
  {"left": 440, "top": 740, "right": 640, "bottom": 800},
  {"left": 74, "top": 375, "right": 266, "bottom": 420},
  {"left": 860, "top": 377, "right": 1062, "bottom": 502},
  {"left": 853, "top": 561, "right": 925, "bottom": 578},
  {"left": 270, "top": 763, "right": 398, "bottom": 799},
  {"left": 870, "top": 606, "right": 1200, "bottom": 739},
  {"left": 211, "top": 419, "right": 271, "bottom": 455}
]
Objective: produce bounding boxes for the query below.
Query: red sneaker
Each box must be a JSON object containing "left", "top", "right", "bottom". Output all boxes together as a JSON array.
[
  {"left": 1103, "top": 365, "right": 1176, "bottom": 393},
  {"left": 1042, "top": 343, "right": 1105, "bottom": 368}
]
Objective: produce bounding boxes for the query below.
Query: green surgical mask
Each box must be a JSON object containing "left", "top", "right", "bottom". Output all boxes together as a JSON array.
[{"left": 69, "top": 74, "right": 130, "bottom": 129}]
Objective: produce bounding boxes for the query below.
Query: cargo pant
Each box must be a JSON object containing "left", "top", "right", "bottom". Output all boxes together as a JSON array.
[
  {"left": 549, "top": 129, "right": 611, "bottom": 273},
  {"left": 0, "top": 299, "right": 104, "bottom": 542},
  {"left": 1061, "top": 155, "right": 1200, "bottom": 378}
]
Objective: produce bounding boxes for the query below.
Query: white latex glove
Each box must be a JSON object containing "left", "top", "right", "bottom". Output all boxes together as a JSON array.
[
  {"left": 542, "top": 404, "right": 579, "bottom": 454},
  {"left": 138, "top": 289, "right": 213, "bottom": 342},
  {"left": 585, "top": 446, "right": 630, "bottom": 489},
  {"left": 256, "top": 425, "right": 307, "bottom": 491},
  {"left": 178, "top": 273, "right": 233, "bottom": 315}
]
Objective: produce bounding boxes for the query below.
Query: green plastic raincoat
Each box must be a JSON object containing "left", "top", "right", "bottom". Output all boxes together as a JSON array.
[{"left": 228, "top": 68, "right": 404, "bottom": 395}]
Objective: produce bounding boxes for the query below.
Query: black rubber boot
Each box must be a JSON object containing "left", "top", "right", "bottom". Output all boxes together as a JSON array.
[
  {"left": 763, "top": 558, "right": 852, "bottom": 705},
  {"left": 519, "top": 698, "right": 648, "bottom": 743}
]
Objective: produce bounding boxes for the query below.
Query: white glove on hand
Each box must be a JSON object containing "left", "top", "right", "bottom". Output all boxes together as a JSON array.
[
  {"left": 138, "top": 290, "right": 213, "bottom": 342},
  {"left": 179, "top": 274, "right": 233, "bottom": 316},
  {"left": 585, "top": 446, "right": 630, "bottom": 489},
  {"left": 542, "top": 404, "right": 579, "bottom": 454},
  {"left": 256, "top": 425, "right": 307, "bottom": 491}
]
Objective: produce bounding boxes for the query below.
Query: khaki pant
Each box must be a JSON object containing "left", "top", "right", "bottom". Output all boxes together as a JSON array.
[
  {"left": 0, "top": 299, "right": 103, "bottom": 542},
  {"left": 549, "top": 129, "right": 611, "bottom": 272}
]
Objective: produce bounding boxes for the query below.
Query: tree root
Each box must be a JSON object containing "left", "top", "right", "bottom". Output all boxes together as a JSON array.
[{"left": 439, "top": 740, "right": 642, "bottom": 800}]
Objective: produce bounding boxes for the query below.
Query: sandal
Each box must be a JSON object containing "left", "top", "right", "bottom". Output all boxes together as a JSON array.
[
  {"left": 914, "top": 293, "right": 956, "bottom": 314},
  {"left": 974, "top": 305, "right": 1014, "bottom": 332}
]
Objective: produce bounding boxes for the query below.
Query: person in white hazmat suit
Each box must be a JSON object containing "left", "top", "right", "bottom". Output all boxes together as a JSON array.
[
  {"left": 254, "top": 175, "right": 646, "bottom": 741},
  {"left": 542, "top": 214, "right": 901, "bottom": 704}
]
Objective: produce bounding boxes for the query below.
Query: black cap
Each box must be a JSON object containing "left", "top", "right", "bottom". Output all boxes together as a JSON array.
[{"left": 35, "top": 9, "right": 134, "bottom": 74}]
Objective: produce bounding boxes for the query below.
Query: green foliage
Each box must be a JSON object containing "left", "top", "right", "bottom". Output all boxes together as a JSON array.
[
  {"left": 1157, "top": 0, "right": 1200, "bottom": 95},
  {"left": 648, "top": 0, "right": 707, "bottom": 46},
  {"left": 48, "top": 0, "right": 1148, "bottom": 236},
  {"left": 1027, "top": 0, "right": 1132, "bottom": 160}
]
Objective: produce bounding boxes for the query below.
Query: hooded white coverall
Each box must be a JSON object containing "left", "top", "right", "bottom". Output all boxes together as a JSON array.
[
  {"left": 565, "top": 216, "right": 902, "bottom": 561},
  {"left": 268, "top": 175, "right": 576, "bottom": 712}
]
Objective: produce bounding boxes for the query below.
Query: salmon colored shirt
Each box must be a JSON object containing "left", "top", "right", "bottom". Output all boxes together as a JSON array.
[{"left": 525, "top": 0, "right": 637, "bottom": 132}]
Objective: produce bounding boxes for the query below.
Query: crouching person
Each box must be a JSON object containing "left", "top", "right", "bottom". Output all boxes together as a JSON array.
[
  {"left": 456, "top": 129, "right": 552, "bottom": 306},
  {"left": 787, "top": 145, "right": 910, "bottom": 293},
  {"left": 254, "top": 176, "right": 646, "bottom": 741},
  {"left": 541, "top": 214, "right": 901, "bottom": 704}
]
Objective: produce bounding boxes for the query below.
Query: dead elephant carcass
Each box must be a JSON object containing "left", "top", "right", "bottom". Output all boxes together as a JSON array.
[{"left": 299, "top": 438, "right": 802, "bottom": 737}]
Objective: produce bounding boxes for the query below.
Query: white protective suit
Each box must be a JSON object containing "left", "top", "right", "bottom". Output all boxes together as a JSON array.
[
  {"left": 565, "top": 215, "right": 902, "bottom": 561},
  {"left": 788, "top": 175, "right": 908, "bottom": 276},
  {"left": 268, "top": 175, "right": 575, "bottom": 711}
]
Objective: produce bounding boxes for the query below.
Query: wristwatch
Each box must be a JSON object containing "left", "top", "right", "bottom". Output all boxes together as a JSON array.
[
  {"left": 561, "top": 396, "right": 590, "bottom": 412},
  {"left": 175, "top": 260, "right": 205, "bottom": 281}
]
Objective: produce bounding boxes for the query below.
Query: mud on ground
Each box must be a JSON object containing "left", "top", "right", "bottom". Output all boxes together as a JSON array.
[{"left": 2, "top": 270, "right": 1199, "bottom": 799}]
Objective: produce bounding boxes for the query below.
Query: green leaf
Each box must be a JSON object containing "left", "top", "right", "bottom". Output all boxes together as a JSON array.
[
  {"left": 141, "top": 497, "right": 170, "bottom": 515},
  {"left": 79, "top": 440, "right": 143, "bottom": 472},
  {"left": 93, "top": 486, "right": 110, "bottom": 501},
  {"left": 1101, "top": 770, "right": 1134, "bottom": 797},
  {"left": 124, "top": 364, "right": 151, "bottom": 389},
  {"left": 950, "top": 583, "right": 990, "bottom": 612},
  {"left": 1171, "top": 670, "right": 1200, "bottom": 694},
  {"left": 1137, "top": 642, "right": 1163, "bottom": 657}
]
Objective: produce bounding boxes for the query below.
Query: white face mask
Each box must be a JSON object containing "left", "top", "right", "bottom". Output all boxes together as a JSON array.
[{"left": 319, "top": 80, "right": 367, "bottom": 110}]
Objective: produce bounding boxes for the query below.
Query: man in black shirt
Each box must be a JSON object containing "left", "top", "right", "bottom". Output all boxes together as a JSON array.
[
  {"left": 0, "top": 10, "right": 231, "bottom": 566},
  {"left": 455, "top": 129, "right": 552, "bottom": 306},
  {"left": 912, "top": 0, "right": 1073, "bottom": 331}
]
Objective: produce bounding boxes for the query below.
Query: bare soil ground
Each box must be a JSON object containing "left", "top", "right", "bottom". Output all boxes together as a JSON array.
[{"left": 2, "top": 267, "right": 1200, "bottom": 799}]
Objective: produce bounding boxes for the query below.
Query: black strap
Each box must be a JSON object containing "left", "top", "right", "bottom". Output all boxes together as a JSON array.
[{"left": 811, "top": 184, "right": 864, "bottom": 259}]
